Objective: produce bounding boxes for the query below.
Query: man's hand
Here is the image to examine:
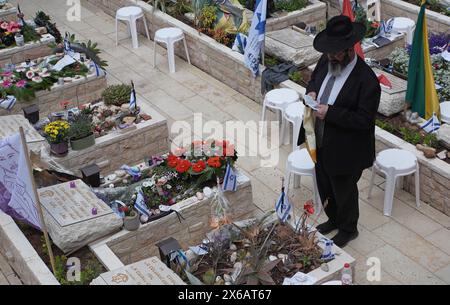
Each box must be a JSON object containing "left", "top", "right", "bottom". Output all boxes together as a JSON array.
[{"left": 314, "top": 104, "right": 329, "bottom": 120}]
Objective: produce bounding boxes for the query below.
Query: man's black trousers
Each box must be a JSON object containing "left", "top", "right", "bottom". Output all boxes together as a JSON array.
[{"left": 315, "top": 149, "right": 363, "bottom": 234}]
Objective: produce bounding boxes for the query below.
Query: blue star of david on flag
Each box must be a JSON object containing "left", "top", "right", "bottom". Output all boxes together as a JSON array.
[
  {"left": 222, "top": 162, "right": 238, "bottom": 191},
  {"left": 244, "top": 0, "right": 267, "bottom": 77}
]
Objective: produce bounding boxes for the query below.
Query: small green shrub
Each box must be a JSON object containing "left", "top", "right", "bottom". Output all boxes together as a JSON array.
[
  {"left": 54, "top": 255, "right": 104, "bottom": 285},
  {"left": 423, "top": 133, "right": 439, "bottom": 149},
  {"left": 264, "top": 55, "right": 279, "bottom": 67},
  {"left": 375, "top": 119, "right": 396, "bottom": 133},
  {"left": 199, "top": 5, "right": 217, "bottom": 29},
  {"left": 399, "top": 127, "right": 421, "bottom": 145},
  {"left": 68, "top": 114, "right": 93, "bottom": 140},
  {"left": 274, "top": 0, "right": 308, "bottom": 12},
  {"left": 102, "top": 84, "right": 132, "bottom": 106},
  {"left": 289, "top": 71, "right": 302, "bottom": 83}
]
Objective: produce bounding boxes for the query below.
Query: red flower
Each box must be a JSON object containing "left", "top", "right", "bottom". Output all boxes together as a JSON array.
[
  {"left": 371, "top": 21, "right": 379, "bottom": 28},
  {"left": 207, "top": 156, "right": 222, "bottom": 168},
  {"left": 192, "top": 160, "right": 206, "bottom": 173},
  {"left": 167, "top": 154, "right": 180, "bottom": 168},
  {"left": 304, "top": 200, "right": 315, "bottom": 215},
  {"left": 176, "top": 159, "right": 191, "bottom": 173},
  {"left": 119, "top": 206, "right": 129, "bottom": 213}
]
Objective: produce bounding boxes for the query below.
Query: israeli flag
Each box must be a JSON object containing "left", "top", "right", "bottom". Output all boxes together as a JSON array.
[
  {"left": 63, "top": 36, "right": 76, "bottom": 58},
  {"left": 420, "top": 113, "right": 441, "bottom": 133},
  {"left": 129, "top": 81, "right": 137, "bottom": 111},
  {"left": 134, "top": 190, "right": 151, "bottom": 217},
  {"left": 222, "top": 162, "right": 237, "bottom": 192},
  {"left": 0, "top": 96, "right": 16, "bottom": 110},
  {"left": 89, "top": 61, "right": 106, "bottom": 77},
  {"left": 244, "top": 0, "right": 267, "bottom": 76},
  {"left": 275, "top": 187, "right": 291, "bottom": 223},
  {"left": 379, "top": 18, "right": 394, "bottom": 37},
  {"left": 232, "top": 33, "right": 248, "bottom": 54}
]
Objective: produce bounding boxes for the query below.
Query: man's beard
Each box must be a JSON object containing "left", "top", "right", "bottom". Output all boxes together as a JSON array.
[{"left": 328, "top": 52, "right": 353, "bottom": 76}]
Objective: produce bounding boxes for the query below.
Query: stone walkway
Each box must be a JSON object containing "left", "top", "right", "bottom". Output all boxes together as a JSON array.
[{"left": 3, "top": 0, "right": 450, "bottom": 285}]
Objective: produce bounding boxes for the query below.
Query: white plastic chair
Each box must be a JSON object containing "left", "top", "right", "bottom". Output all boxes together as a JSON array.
[
  {"left": 367, "top": 148, "right": 420, "bottom": 216},
  {"left": 284, "top": 148, "right": 322, "bottom": 216},
  {"left": 261, "top": 88, "right": 300, "bottom": 146},
  {"left": 440, "top": 101, "right": 450, "bottom": 124},
  {"left": 153, "top": 27, "right": 191, "bottom": 73},
  {"left": 284, "top": 102, "right": 305, "bottom": 152},
  {"left": 115, "top": 6, "right": 150, "bottom": 49}
]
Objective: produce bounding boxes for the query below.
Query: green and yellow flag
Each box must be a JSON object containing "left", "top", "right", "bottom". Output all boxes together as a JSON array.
[{"left": 405, "top": 0, "right": 440, "bottom": 120}]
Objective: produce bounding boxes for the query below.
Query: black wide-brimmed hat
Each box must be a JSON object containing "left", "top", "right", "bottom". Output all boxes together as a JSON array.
[{"left": 313, "top": 15, "right": 366, "bottom": 53}]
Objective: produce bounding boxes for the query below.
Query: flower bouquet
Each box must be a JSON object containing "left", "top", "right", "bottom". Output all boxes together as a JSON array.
[
  {"left": 0, "top": 20, "right": 40, "bottom": 49},
  {"left": 43, "top": 120, "right": 70, "bottom": 156}
]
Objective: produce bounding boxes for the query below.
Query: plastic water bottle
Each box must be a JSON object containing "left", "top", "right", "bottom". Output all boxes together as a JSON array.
[{"left": 341, "top": 263, "right": 353, "bottom": 285}]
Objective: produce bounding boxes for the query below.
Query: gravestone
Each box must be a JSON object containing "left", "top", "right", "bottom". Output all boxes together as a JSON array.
[
  {"left": 0, "top": 115, "right": 46, "bottom": 152},
  {"left": 372, "top": 68, "right": 408, "bottom": 116},
  {"left": 38, "top": 179, "right": 122, "bottom": 253},
  {"left": 265, "top": 28, "right": 321, "bottom": 67},
  {"left": 90, "top": 256, "right": 185, "bottom": 285}
]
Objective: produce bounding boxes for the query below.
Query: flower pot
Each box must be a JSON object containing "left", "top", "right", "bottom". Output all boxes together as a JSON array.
[
  {"left": 50, "top": 141, "right": 68, "bottom": 157},
  {"left": 123, "top": 211, "right": 140, "bottom": 231},
  {"left": 70, "top": 133, "right": 95, "bottom": 151},
  {"left": 14, "top": 34, "right": 24, "bottom": 47}
]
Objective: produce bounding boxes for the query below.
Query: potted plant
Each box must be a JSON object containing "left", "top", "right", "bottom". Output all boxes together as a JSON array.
[
  {"left": 120, "top": 205, "right": 140, "bottom": 231},
  {"left": 43, "top": 120, "right": 70, "bottom": 156},
  {"left": 102, "top": 84, "right": 132, "bottom": 106},
  {"left": 68, "top": 113, "right": 95, "bottom": 150}
]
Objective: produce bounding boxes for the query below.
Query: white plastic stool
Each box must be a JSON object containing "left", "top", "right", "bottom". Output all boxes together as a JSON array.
[
  {"left": 115, "top": 6, "right": 150, "bottom": 49},
  {"left": 284, "top": 148, "right": 322, "bottom": 215},
  {"left": 391, "top": 17, "right": 416, "bottom": 45},
  {"left": 284, "top": 102, "right": 305, "bottom": 152},
  {"left": 153, "top": 27, "right": 191, "bottom": 73},
  {"left": 261, "top": 88, "right": 300, "bottom": 146},
  {"left": 367, "top": 148, "right": 420, "bottom": 216},
  {"left": 440, "top": 102, "right": 450, "bottom": 124}
]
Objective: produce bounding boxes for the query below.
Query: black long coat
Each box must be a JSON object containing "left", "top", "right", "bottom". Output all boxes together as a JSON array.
[{"left": 297, "top": 54, "right": 381, "bottom": 176}]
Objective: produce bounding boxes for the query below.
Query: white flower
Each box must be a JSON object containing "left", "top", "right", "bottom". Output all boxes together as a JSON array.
[
  {"left": 26, "top": 71, "right": 35, "bottom": 79},
  {"left": 166, "top": 184, "right": 172, "bottom": 190},
  {"left": 32, "top": 76, "right": 43, "bottom": 83}
]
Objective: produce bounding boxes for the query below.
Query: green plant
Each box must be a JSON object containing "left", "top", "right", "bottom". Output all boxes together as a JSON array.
[
  {"left": 400, "top": 127, "right": 422, "bottom": 145},
  {"left": 264, "top": 55, "right": 279, "bottom": 67},
  {"left": 199, "top": 5, "right": 217, "bottom": 29},
  {"left": 167, "top": 0, "right": 193, "bottom": 18},
  {"left": 68, "top": 114, "right": 93, "bottom": 140},
  {"left": 102, "top": 84, "right": 132, "bottom": 106},
  {"left": 21, "top": 23, "right": 40, "bottom": 42},
  {"left": 289, "top": 71, "right": 302, "bottom": 83},
  {"left": 274, "top": 0, "right": 308, "bottom": 12},
  {"left": 375, "top": 119, "right": 396, "bottom": 133},
  {"left": 423, "top": 133, "right": 439, "bottom": 149}
]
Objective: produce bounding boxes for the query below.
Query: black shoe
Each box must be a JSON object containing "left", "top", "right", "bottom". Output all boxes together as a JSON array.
[
  {"left": 316, "top": 220, "right": 337, "bottom": 235},
  {"left": 331, "top": 230, "right": 359, "bottom": 248}
]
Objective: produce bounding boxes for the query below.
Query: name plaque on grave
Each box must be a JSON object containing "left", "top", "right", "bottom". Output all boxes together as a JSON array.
[
  {"left": 373, "top": 68, "right": 407, "bottom": 94},
  {"left": 98, "top": 256, "right": 185, "bottom": 285},
  {"left": 38, "top": 179, "right": 113, "bottom": 227},
  {"left": 267, "top": 28, "right": 314, "bottom": 49},
  {"left": 0, "top": 115, "right": 44, "bottom": 143}
]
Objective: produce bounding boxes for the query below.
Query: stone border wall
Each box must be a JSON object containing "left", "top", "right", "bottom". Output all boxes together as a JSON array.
[
  {"left": 0, "top": 74, "right": 107, "bottom": 117},
  {"left": 266, "top": 0, "right": 327, "bottom": 32},
  {"left": 86, "top": 0, "right": 265, "bottom": 103},
  {"left": 0, "top": 7, "right": 17, "bottom": 22},
  {"left": 0, "top": 211, "right": 59, "bottom": 285},
  {"left": 0, "top": 34, "right": 55, "bottom": 67},
  {"left": 92, "top": 173, "right": 256, "bottom": 265},
  {"left": 55, "top": 105, "right": 169, "bottom": 175}
]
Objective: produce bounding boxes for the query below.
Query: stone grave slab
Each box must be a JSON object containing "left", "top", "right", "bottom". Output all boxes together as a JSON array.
[
  {"left": 265, "top": 28, "right": 321, "bottom": 67},
  {"left": 0, "top": 115, "right": 46, "bottom": 153},
  {"left": 372, "top": 68, "right": 408, "bottom": 116},
  {"left": 91, "top": 256, "right": 185, "bottom": 285},
  {"left": 38, "top": 179, "right": 122, "bottom": 253}
]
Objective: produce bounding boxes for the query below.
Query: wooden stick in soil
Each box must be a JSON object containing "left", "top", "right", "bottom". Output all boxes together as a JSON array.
[{"left": 19, "top": 127, "right": 56, "bottom": 275}]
